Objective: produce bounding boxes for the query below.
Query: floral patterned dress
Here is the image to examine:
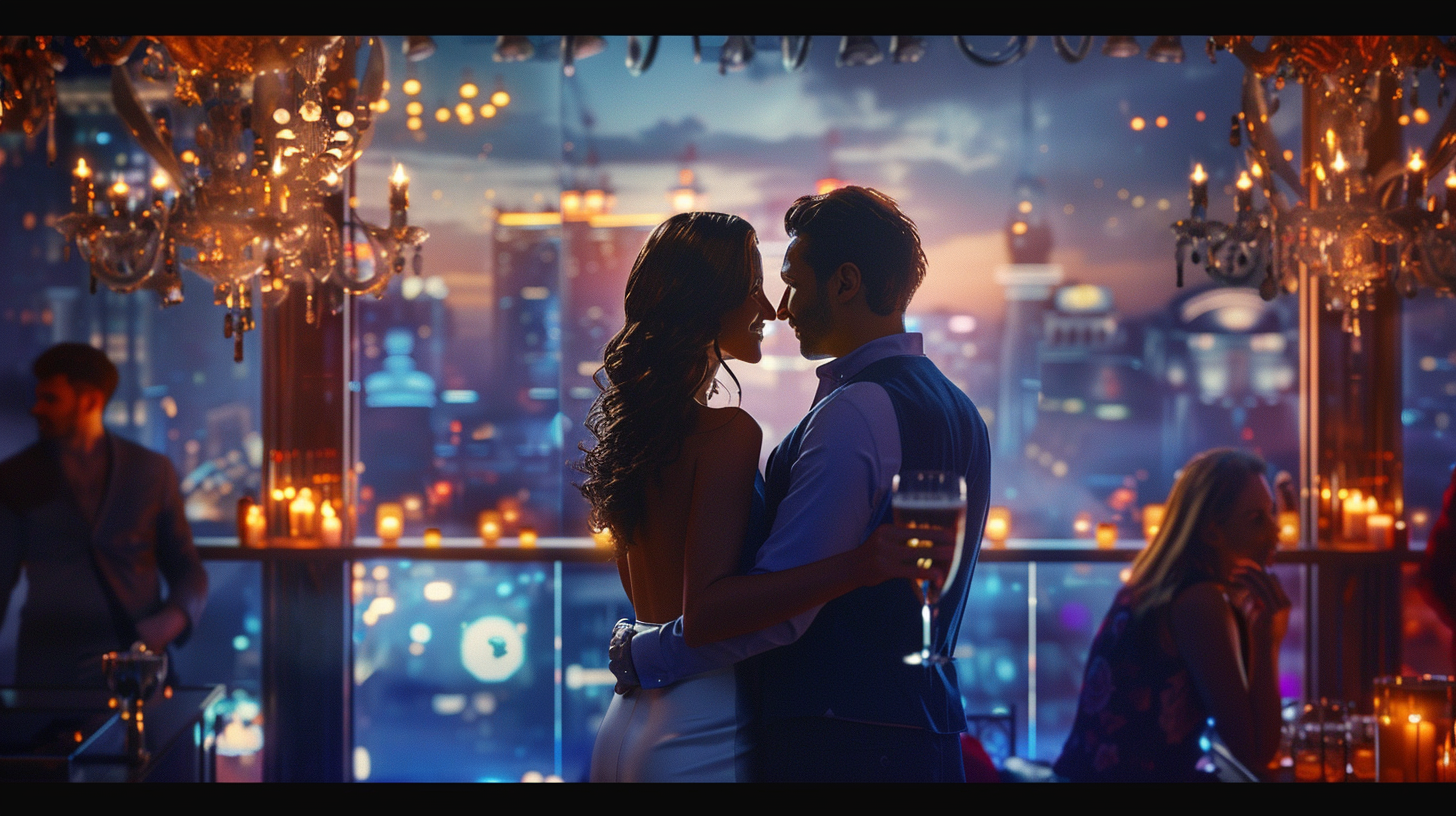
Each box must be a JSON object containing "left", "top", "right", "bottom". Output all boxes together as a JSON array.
[{"left": 1053, "top": 582, "right": 1236, "bottom": 782}]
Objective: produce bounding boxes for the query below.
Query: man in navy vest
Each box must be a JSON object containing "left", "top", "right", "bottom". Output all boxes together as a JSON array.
[{"left": 613, "top": 186, "right": 991, "bottom": 781}]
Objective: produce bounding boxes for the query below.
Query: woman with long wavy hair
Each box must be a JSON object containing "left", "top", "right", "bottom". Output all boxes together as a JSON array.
[
  {"left": 582, "top": 212, "right": 932, "bottom": 782},
  {"left": 1053, "top": 448, "right": 1290, "bottom": 781}
]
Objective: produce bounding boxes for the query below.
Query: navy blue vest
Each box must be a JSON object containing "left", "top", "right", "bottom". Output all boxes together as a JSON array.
[{"left": 744, "top": 353, "right": 991, "bottom": 732}]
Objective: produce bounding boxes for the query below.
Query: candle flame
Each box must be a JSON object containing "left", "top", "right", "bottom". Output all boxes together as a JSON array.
[
  {"left": 1250, "top": 162, "right": 1264, "bottom": 178},
  {"left": 1446, "top": 170, "right": 1456, "bottom": 189},
  {"left": 1236, "top": 171, "right": 1253, "bottom": 191},
  {"left": 391, "top": 164, "right": 408, "bottom": 186},
  {"left": 74, "top": 158, "right": 91, "bottom": 178},
  {"left": 1325, "top": 128, "right": 1336, "bottom": 151},
  {"left": 1331, "top": 150, "right": 1347, "bottom": 173},
  {"left": 1408, "top": 149, "right": 1425, "bottom": 172},
  {"left": 1190, "top": 164, "right": 1207, "bottom": 184},
  {"left": 150, "top": 170, "right": 169, "bottom": 190},
  {"left": 111, "top": 180, "right": 129, "bottom": 196},
  {"left": 1314, "top": 163, "right": 1327, "bottom": 182}
]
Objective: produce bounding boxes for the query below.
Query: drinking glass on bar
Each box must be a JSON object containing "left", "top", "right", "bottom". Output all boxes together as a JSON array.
[{"left": 891, "top": 471, "right": 967, "bottom": 666}]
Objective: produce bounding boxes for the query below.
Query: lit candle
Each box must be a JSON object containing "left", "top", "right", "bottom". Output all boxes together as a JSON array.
[
  {"left": 150, "top": 170, "right": 169, "bottom": 212},
  {"left": 1277, "top": 510, "right": 1300, "bottom": 549},
  {"left": 1408, "top": 150, "right": 1427, "bottom": 207},
  {"left": 320, "top": 514, "right": 341, "bottom": 546},
  {"left": 1234, "top": 171, "right": 1253, "bottom": 216},
  {"left": 376, "top": 503, "right": 403, "bottom": 545},
  {"left": 478, "top": 510, "right": 502, "bottom": 546},
  {"left": 108, "top": 179, "right": 130, "bottom": 218},
  {"left": 72, "top": 159, "right": 93, "bottom": 215},
  {"left": 985, "top": 506, "right": 1011, "bottom": 548},
  {"left": 289, "top": 487, "right": 316, "bottom": 539},
  {"left": 244, "top": 504, "right": 267, "bottom": 548},
  {"left": 389, "top": 164, "right": 409, "bottom": 228},
  {"left": 423, "top": 527, "right": 442, "bottom": 548},
  {"left": 1189, "top": 163, "right": 1208, "bottom": 218},
  {"left": 518, "top": 527, "right": 538, "bottom": 548},
  {"left": 1342, "top": 490, "right": 1368, "bottom": 542},
  {"left": 1368, "top": 513, "right": 1393, "bottom": 549},
  {"left": 1095, "top": 522, "right": 1118, "bottom": 549},
  {"left": 1073, "top": 512, "right": 1093, "bottom": 537},
  {"left": 499, "top": 498, "right": 522, "bottom": 529},
  {"left": 1142, "top": 504, "right": 1165, "bottom": 544},
  {"left": 1445, "top": 171, "right": 1456, "bottom": 221}
]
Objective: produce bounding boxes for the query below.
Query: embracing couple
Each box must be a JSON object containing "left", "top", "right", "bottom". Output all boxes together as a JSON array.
[{"left": 580, "top": 187, "right": 991, "bottom": 783}]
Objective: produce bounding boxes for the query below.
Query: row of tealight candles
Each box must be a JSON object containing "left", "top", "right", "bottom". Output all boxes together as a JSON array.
[
  {"left": 239, "top": 486, "right": 343, "bottom": 547},
  {"left": 979, "top": 500, "right": 1397, "bottom": 551}
]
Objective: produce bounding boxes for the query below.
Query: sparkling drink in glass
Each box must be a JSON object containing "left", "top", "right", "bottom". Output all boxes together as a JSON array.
[{"left": 892, "top": 471, "right": 967, "bottom": 665}]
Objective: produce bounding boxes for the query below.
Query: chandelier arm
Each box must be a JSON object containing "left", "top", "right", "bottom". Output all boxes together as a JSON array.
[
  {"left": 1370, "top": 159, "right": 1408, "bottom": 210},
  {"left": 953, "top": 36, "right": 1031, "bottom": 68},
  {"left": 781, "top": 35, "right": 811, "bottom": 72},
  {"left": 1241, "top": 71, "right": 1304, "bottom": 201},
  {"left": 1216, "top": 36, "right": 1285, "bottom": 77},
  {"left": 626, "top": 36, "right": 660, "bottom": 76},
  {"left": 1424, "top": 86, "right": 1456, "bottom": 181},
  {"left": 109, "top": 66, "right": 188, "bottom": 188},
  {"left": 1051, "top": 36, "right": 1092, "bottom": 64}
]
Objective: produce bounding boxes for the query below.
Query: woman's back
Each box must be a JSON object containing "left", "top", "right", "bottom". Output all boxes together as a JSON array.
[
  {"left": 1053, "top": 584, "right": 1222, "bottom": 782},
  {"left": 618, "top": 405, "right": 761, "bottom": 624}
]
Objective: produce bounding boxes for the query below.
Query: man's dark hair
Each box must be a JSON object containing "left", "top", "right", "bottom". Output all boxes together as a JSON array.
[
  {"left": 33, "top": 343, "right": 118, "bottom": 402},
  {"left": 783, "top": 185, "right": 928, "bottom": 316}
]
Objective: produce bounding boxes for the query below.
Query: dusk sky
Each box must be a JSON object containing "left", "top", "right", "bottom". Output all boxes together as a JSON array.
[{"left": 339, "top": 35, "right": 1363, "bottom": 321}]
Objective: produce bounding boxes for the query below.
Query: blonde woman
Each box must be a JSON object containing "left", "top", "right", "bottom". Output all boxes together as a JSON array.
[{"left": 1054, "top": 449, "right": 1289, "bottom": 781}]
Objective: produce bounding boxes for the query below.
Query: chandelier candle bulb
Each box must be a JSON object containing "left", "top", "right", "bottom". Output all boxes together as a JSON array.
[
  {"left": 71, "top": 159, "right": 92, "bottom": 215},
  {"left": 107, "top": 180, "right": 129, "bottom": 218},
  {"left": 518, "top": 528, "right": 538, "bottom": 549},
  {"left": 1235, "top": 172, "right": 1253, "bottom": 215},
  {"left": 1189, "top": 164, "right": 1208, "bottom": 218},
  {"left": 1095, "top": 522, "right": 1118, "bottom": 549},
  {"left": 1407, "top": 150, "right": 1426, "bottom": 207},
  {"left": 389, "top": 164, "right": 409, "bottom": 227},
  {"left": 423, "top": 527, "right": 442, "bottom": 548}
]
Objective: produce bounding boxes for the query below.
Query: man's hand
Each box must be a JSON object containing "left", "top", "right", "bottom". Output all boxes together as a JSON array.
[
  {"left": 857, "top": 524, "right": 956, "bottom": 589},
  {"left": 134, "top": 605, "right": 187, "bottom": 654},
  {"left": 608, "top": 619, "right": 641, "bottom": 696}
]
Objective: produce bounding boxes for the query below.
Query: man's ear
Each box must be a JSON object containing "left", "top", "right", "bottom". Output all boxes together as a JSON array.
[
  {"left": 831, "top": 262, "right": 862, "bottom": 303},
  {"left": 77, "top": 386, "right": 106, "bottom": 416}
]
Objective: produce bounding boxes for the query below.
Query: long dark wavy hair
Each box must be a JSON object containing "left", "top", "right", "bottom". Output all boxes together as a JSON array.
[{"left": 577, "top": 212, "right": 760, "bottom": 552}]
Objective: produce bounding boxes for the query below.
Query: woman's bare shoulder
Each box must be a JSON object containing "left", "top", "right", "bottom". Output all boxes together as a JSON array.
[
  {"left": 690, "top": 405, "right": 762, "bottom": 443},
  {"left": 1169, "top": 581, "right": 1236, "bottom": 641}
]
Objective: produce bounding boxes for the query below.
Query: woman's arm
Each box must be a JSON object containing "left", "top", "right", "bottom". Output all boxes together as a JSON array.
[
  {"left": 680, "top": 410, "right": 937, "bottom": 648},
  {"left": 1170, "top": 573, "right": 1287, "bottom": 777}
]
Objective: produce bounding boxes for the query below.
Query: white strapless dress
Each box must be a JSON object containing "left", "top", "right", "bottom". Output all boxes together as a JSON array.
[{"left": 589, "top": 623, "right": 746, "bottom": 782}]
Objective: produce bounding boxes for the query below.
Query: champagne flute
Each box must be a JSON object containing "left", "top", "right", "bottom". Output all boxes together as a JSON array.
[{"left": 892, "top": 471, "right": 967, "bottom": 666}]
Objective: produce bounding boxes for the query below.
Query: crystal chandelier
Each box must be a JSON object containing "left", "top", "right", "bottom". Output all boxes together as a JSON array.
[
  {"left": 52, "top": 36, "right": 428, "bottom": 361},
  {"left": 1172, "top": 36, "right": 1456, "bottom": 333}
]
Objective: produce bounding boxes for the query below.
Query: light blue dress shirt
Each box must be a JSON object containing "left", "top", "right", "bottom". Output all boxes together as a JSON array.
[{"left": 630, "top": 333, "right": 923, "bottom": 688}]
